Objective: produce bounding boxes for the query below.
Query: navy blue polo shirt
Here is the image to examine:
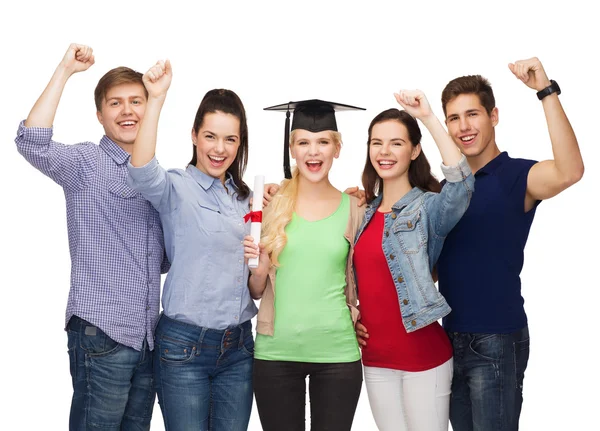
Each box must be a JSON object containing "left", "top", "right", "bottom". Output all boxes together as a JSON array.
[{"left": 438, "top": 152, "right": 539, "bottom": 333}]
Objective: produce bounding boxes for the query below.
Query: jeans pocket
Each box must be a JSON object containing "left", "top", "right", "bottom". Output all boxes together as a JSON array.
[
  {"left": 469, "top": 333, "right": 504, "bottom": 362},
  {"left": 158, "top": 334, "right": 196, "bottom": 364},
  {"left": 67, "top": 330, "right": 78, "bottom": 384},
  {"left": 513, "top": 337, "right": 530, "bottom": 390},
  {"left": 240, "top": 335, "right": 254, "bottom": 357},
  {"left": 79, "top": 325, "right": 121, "bottom": 357}
]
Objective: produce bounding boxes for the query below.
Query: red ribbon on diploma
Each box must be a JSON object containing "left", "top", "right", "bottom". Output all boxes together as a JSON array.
[{"left": 243, "top": 211, "right": 263, "bottom": 223}]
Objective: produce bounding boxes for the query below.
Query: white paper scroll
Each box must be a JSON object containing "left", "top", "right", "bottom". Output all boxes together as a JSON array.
[{"left": 248, "top": 175, "right": 265, "bottom": 269}]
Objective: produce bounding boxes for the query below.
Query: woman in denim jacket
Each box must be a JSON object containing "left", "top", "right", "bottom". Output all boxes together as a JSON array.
[{"left": 353, "top": 90, "right": 474, "bottom": 431}]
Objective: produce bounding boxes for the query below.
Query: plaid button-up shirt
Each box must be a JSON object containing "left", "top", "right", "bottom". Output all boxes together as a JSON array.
[{"left": 15, "top": 122, "right": 167, "bottom": 351}]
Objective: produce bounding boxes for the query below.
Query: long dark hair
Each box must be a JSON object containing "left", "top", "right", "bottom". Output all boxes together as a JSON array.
[
  {"left": 362, "top": 108, "right": 441, "bottom": 203},
  {"left": 189, "top": 89, "right": 250, "bottom": 200}
]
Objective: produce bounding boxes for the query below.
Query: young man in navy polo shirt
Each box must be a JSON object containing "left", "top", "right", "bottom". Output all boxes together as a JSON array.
[{"left": 437, "top": 58, "right": 584, "bottom": 430}]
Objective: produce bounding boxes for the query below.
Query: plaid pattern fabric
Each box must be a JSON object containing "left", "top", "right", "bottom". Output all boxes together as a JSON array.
[{"left": 15, "top": 122, "right": 166, "bottom": 351}]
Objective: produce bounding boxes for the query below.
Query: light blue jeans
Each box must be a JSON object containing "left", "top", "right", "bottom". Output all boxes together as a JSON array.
[{"left": 154, "top": 313, "right": 254, "bottom": 431}]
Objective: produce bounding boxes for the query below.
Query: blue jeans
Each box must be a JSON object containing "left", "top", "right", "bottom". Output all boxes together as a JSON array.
[
  {"left": 154, "top": 314, "right": 254, "bottom": 431},
  {"left": 67, "top": 315, "right": 155, "bottom": 431},
  {"left": 447, "top": 327, "right": 530, "bottom": 431}
]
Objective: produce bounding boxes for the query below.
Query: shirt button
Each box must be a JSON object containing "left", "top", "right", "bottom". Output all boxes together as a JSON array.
[
  {"left": 146, "top": 306, "right": 150, "bottom": 310},
  {"left": 407, "top": 221, "right": 413, "bottom": 228},
  {"left": 397, "top": 277, "right": 404, "bottom": 283},
  {"left": 391, "top": 213, "right": 397, "bottom": 219},
  {"left": 403, "top": 299, "right": 408, "bottom": 305},
  {"left": 389, "top": 254, "right": 395, "bottom": 260},
  {"left": 385, "top": 230, "right": 389, "bottom": 237},
  {"left": 411, "top": 320, "right": 417, "bottom": 326},
  {"left": 234, "top": 315, "right": 239, "bottom": 320}
]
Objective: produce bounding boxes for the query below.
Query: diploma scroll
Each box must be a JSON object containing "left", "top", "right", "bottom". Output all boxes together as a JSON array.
[{"left": 248, "top": 175, "right": 265, "bottom": 269}]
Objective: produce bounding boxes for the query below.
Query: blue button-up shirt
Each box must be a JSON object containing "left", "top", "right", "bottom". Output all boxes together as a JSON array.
[
  {"left": 127, "top": 157, "right": 258, "bottom": 329},
  {"left": 15, "top": 122, "right": 166, "bottom": 351}
]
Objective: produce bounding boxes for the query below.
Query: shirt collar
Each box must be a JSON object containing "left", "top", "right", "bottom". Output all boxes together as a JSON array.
[
  {"left": 392, "top": 187, "right": 424, "bottom": 210},
  {"left": 367, "top": 187, "right": 424, "bottom": 211},
  {"left": 99, "top": 136, "right": 130, "bottom": 165},
  {"left": 477, "top": 151, "right": 509, "bottom": 176},
  {"left": 185, "top": 164, "right": 236, "bottom": 191}
]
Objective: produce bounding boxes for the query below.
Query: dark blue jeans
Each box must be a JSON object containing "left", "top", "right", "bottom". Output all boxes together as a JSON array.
[
  {"left": 447, "top": 327, "right": 530, "bottom": 431},
  {"left": 154, "top": 314, "right": 254, "bottom": 431},
  {"left": 67, "top": 315, "right": 155, "bottom": 431}
]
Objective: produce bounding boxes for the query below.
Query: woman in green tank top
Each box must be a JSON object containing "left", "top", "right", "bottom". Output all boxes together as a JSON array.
[{"left": 243, "top": 99, "right": 365, "bottom": 431}]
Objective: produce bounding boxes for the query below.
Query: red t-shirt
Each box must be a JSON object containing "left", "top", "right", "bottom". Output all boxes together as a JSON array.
[{"left": 354, "top": 210, "right": 452, "bottom": 371}]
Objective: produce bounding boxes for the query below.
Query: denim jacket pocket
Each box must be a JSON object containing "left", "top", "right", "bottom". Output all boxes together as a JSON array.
[{"left": 392, "top": 211, "right": 425, "bottom": 254}]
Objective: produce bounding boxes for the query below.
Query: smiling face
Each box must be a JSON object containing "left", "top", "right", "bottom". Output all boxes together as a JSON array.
[
  {"left": 290, "top": 129, "right": 340, "bottom": 184},
  {"left": 369, "top": 120, "right": 420, "bottom": 182},
  {"left": 192, "top": 111, "right": 241, "bottom": 182},
  {"left": 96, "top": 82, "right": 147, "bottom": 151},
  {"left": 445, "top": 93, "right": 498, "bottom": 161}
]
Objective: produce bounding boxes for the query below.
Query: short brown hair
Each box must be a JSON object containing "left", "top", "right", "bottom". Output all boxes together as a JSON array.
[
  {"left": 441, "top": 75, "right": 495, "bottom": 117},
  {"left": 94, "top": 67, "right": 146, "bottom": 111}
]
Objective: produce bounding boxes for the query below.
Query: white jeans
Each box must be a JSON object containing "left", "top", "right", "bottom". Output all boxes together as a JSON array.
[{"left": 364, "top": 358, "right": 453, "bottom": 431}]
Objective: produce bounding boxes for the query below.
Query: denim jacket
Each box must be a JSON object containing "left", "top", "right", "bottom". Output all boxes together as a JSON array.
[{"left": 354, "top": 155, "right": 474, "bottom": 333}]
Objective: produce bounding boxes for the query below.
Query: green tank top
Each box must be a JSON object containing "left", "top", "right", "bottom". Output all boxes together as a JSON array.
[{"left": 254, "top": 193, "right": 360, "bottom": 363}]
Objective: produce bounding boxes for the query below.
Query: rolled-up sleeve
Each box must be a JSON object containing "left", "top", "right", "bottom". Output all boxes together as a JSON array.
[
  {"left": 127, "top": 157, "right": 170, "bottom": 212},
  {"left": 429, "top": 155, "right": 475, "bottom": 239},
  {"left": 15, "top": 120, "right": 95, "bottom": 191}
]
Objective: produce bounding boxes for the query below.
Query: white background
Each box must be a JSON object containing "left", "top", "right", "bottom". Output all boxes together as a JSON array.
[{"left": 1, "top": 1, "right": 598, "bottom": 430}]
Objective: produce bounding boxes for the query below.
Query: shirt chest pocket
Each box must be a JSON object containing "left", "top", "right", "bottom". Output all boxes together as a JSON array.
[
  {"left": 175, "top": 196, "right": 227, "bottom": 235},
  {"left": 392, "top": 211, "right": 425, "bottom": 254},
  {"left": 197, "top": 200, "right": 227, "bottom": 233},
  {"left": 108, "top": 181, "right": 143, "bottom": 200}
]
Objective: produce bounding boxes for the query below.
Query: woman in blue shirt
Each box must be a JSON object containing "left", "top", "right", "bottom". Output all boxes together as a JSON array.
[{"left": 127, "top": 60, "right": 257, "bottom": 430}]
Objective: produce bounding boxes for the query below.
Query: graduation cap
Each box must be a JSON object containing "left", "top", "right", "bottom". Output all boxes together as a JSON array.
[{"left": 264, "top": 99, "right": 365, "bottom": 179}]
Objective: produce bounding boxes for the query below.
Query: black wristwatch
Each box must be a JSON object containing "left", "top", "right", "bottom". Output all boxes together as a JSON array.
[{"left": 536, "top": 80, "right": 561, "bottom": 100}]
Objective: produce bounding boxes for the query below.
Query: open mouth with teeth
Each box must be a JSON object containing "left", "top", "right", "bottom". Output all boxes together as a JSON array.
[
  {"left": 377, "top": 160, "right": 396, "bottom": 170},
  {"left": 306, "top": 161, "right": 323, "bottom": 172},
  {"left": 460, "top": 135, "right": 476, "bottom": 145},
  {"left": 118, "top": 121, "right": 137, "bottom": 128},
  {"left": 208, "top": 155, "right": 226, "bottom": 167}
]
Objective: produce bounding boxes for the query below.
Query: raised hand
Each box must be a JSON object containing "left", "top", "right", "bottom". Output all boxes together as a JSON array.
[
  {"left": 394, "top": 89, "right": 433, "bottom": 120},
  {"left": 59, "top": 43, "right": 95, "bottom": 75},
  {"left": 142, "top": 59, "right": 173, "bottom": 99},
  {"left": 508, "top": 57, "right": 551, "bottom": 91}
]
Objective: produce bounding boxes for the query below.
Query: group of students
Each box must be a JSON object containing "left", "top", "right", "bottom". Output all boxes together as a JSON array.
[{"left": 15, "top": 43, "right": 583, "bottom": 431}]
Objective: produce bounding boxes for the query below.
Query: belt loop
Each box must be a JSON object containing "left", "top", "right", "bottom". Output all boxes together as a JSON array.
[{"left": 199, "top": 327, "right": 208, "bottom": 345}]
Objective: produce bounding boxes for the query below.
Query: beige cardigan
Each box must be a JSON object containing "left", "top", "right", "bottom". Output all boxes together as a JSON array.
[{"left": 256, "top": 195, "right": 365, "bottom": 336}]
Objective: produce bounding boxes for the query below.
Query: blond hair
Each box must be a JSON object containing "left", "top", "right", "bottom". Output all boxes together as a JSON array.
[{"left": 262, "top": 129, "right": 342, "bottom": 266}]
